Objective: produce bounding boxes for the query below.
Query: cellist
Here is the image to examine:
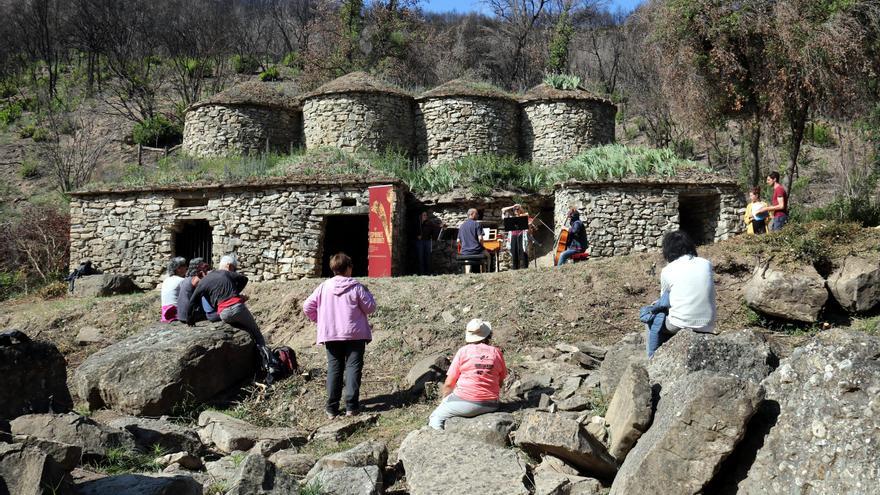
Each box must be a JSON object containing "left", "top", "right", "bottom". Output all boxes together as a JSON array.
[{"left": 555, "top": 206, "right": 588, "bottom": 266}]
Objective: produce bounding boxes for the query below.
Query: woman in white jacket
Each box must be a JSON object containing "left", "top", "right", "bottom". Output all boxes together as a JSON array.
[{"left": 160, "top": 256, "right": 188, "bottom": 322}]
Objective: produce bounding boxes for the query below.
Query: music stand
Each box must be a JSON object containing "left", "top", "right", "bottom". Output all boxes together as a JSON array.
[
  {"left": 502, "top": 216, "right": 529, "bottom": 231},
  {"left": 438, "top": 227, "right": 459, "bottom": 241}
]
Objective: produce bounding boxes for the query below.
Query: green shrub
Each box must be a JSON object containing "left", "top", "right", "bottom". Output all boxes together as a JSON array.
[
  {"left": 805, "top": 122, "right": 836, "bottom": 147},
  {"left": 259, "top": 65, "right": 280, "bottom": 82},
  {"left": 18, "top": 124, "right": 35, "bottom": 138},
  {"left": 281, "top": 52, "right": 300, "bottom": 68},
  {"left": 37, "top": 281, "right": 67, "bottom": 299},
  {"left": 795, "top": 195, "right": 880, "bottom": 227},
  {"left": 231, "top": 54, "right": 261, "bottom": 74},
  {"left": 543, "top": 73, "right": 581, "bottom": 91},
  {"left": 672, "top": 138, "right": 695, "bottom": 159},
  {"left": 0, "top": 102, "right": 23, "bottom": 126},
  {"left": 31, "top": 127, "right": 50, "bottom": 142},
  {"left": 0, "top": 271, "right": 26, "bottom": 301},
  {"left": 18, "top": 160, "right": 39, "bottom": 179},
  {"left": 90, "top": 446, "right": 167, "bottom": 475},
  {"left": 132, "top": 115, "right": 182, "bottom": 148},
  {"left": 183, "top": 57, "right": 213, "bottom": 77}
]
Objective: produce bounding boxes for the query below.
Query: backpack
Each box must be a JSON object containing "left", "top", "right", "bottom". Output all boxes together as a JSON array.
[{"left": 257, "top": 345, "right": 298, "bottom": 385}]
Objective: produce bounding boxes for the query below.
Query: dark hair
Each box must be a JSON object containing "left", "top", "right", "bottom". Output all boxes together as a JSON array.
[
  {"left": 662, "top": 230, "right": 697, "bottom": 262},
  {"left": 768, "top": 171, "right": 780, "bottom": 182},
  {"left": 166, "top": 256, "right": 188, "bottom": 276},
  {"left": 749, "top": 187, "right": 761, "bottom": 198},
  {"left": 329, "top": 252, "right": 353, "bottom": 275}
]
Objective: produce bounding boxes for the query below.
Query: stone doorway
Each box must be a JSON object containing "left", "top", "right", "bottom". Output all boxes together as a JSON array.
[
  {"left": 321, "top": 215, "right": 369, "bottom": 277},
  {"left": 678, "top": 193, "right": 720, "bottom": 245},
  {"left": 173, "top": 219, "right": 213, "bottom": 263}
]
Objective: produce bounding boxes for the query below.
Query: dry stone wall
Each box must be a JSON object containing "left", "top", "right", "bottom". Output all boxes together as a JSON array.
[
  {"left": 521, "top": 100, "right": 616, "bottom": 164},
  {"left": 69, "top": 184, "right": 405, "bottom": 288},
  {"left": 302, "top": 94, "right": 414, "bottom": 155},
  {"left": 415, "top": 97, "right": 519, "bottom": 165},
  {"left": 182, "top": 105, "right": 301, "bottom": 157},
  {"left": 555, "top": 183, "right": 743, "bottom": 257}
]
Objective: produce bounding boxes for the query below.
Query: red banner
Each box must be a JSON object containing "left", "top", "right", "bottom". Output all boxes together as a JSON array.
[{"left": 368, "top": 185, "right": 394, "bottom": 277}]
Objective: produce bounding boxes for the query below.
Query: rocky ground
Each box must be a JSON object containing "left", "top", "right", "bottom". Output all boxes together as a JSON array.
[{"left": 2, "top": 225, "right": 880, "bottom": 494}]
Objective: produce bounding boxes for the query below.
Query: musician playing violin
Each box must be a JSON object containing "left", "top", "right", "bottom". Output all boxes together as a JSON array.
[
  {"left": 556, "top": 206, "right": 588, "bottom": 266},
  {"left": 501, "top": 203, "right": 532, "bottom": 270}
]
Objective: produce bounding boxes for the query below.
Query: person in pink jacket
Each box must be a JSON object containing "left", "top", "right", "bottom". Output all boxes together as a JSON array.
[{"left": 303, "top": 252, "right": 377, "bottom": 418}]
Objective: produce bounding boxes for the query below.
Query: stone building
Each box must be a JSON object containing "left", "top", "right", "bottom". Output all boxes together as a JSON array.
[
  {"left": 554, "top": 174, "right": 743, "bottom": 258},
  {"left": 520, "top": 84, "right": 617, "bottom": 164},
  {"left": 301, "top": 72, "right": 414, "bottom": 155},
  {"left": 182, "top": 81, "right": 302, "bottom": 158},
  {"left": 68, "top": 176, "right": 406, "bottom": 288},
  {"left": 414, "top": 80, "right": 519, "bottom": 165}
]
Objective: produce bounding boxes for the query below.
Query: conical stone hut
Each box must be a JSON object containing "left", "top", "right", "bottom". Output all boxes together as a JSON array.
[
  {"left": 414, "top": 79, "right": 519, "bottom": 165},
  {"left": 182, "top": 81, "right": 301, "bottom": 157},
  {"left": 301, "top": 72, "right": 414, "bottom": 155},
  {"left": 520, "top": 84, "right": 617, "bottom": 164}
]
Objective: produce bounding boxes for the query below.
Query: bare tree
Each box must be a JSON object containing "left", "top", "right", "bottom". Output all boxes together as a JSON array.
[
  {"left": 483, "top": 0, "right": 550, "bottom": 89},
  {"left": 43, "top": 112, "right": 111, "bottom": 192}
]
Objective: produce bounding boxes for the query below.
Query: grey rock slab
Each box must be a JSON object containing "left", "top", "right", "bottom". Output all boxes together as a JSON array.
[
  {"left": 405, "top": 352, "right": 450, "bottom": 395},
  {"left": 744, "top": 263, "right": 827, "bottom": 322},
  {"left": 515, "top": 412, "right": 617, "bottom": 478},
  {"left": 534, "top": 454, "right": 580, "bottom": 476},
  {"left": 155, "top": 451, "right": 203, "bottom": 470},
  {"left": 732, "top": 330, "right": 880, "bottom": 494},
  {"left": 225, "top": 453, "right": 299, "bottom": 495},
  {"left": 534, "top": 471, "right": 602, "bottom": 495},
  {"left": 75, "top": 326, "right": 108, "bottom": 345},
  {"left": 71, "top": 274, "right": 141, "bottom": 298},
  {"left": 604, "top": 362, "right": 652, "bottom": 462},
  {"left": 12, "top": 434, "right": 82, "bottom": 471},
  {"left": 311, "top": 413, "right": 379, "bottom": 442},
  {"left": 648, "top": 329, "right": 774, "bottom": 397},
  {"left": 307, "top": 465, "right": 382, "bottom": 495},
  {"left": 76, "top": 473, "right": 203, "bottom": 495},
  {"left": 827, "top": 255, "right": 880, "bottom": 312},
  {"left": 74, "top": 322, "right": 257, "bottom": 416},
  {"left": 10, "top": 413, "right": 135, "bottom": 460},
  {"left": 198, "top": 410, "right": 306, "bottom": 454},
  {"left": 0, "top": 331, "right": 73, "bottom": 420},
  {"left": 597, "top": 332, "right": 647, "bottom": 397},
  {"left": 305, "top": 440, "right": 387, "bottom": 481},
  {"left": 106, "top": 416, "right": 201, "bottom": 455},
  {"left": 0, "top": 442, "right": 73, "bottom": 495},
  {"left": 398, "top": 427, "right": 529, "bottom": 495},
  {"left": 556, "top": 395, "right": 590, "bottom": 412},
  {"left": 443, "top": 412, "right": 515, "bottom": 447},
  {"left": 609, "top": 372, "right": 763, "bottom": 495},
  {"left": 268, "top": 450, "right": 316, "bottom": 476}
]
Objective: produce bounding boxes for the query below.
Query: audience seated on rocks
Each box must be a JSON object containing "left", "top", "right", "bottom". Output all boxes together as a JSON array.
[
  {"left": 304, "top": 252, "right": 377, "bottom": 419},
  {"left": 646, "top": 230, "right": 717, "bottom": 357},
  {"left": 160, "top": 257, "right": 188, "bottom": 322},
  {"left": 176, "top": 258, "right": 210, "bottom": 324},
  {"left": 428, "top": 318, "right": 507, "bottom": 430}
]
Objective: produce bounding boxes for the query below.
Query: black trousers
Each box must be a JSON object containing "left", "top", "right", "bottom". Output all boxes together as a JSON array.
[
  {"left": 325, "top": 340, "right": 366, "bottom": 413},
  {"left": 510, "top": 232, "right": 528, "bottom": 269}
]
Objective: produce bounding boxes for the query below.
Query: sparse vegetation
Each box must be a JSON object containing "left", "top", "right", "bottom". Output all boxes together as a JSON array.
[
  {"left": 259, "top": 65, "right": 281, "bottom": 82},
  {"left": 89, "top": 445, "right": 167, "bottom": 475},
  {"left": 132, "top": 115, "right": 182, "bottom": 148},
  {"left": 543, "top": 73, "right": 581, "bottom": 91}
]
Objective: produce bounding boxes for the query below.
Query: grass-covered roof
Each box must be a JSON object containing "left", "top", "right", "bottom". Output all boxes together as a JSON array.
[
  {"left": 302, "top": 71, "right": 412, "bottom": 100},
  {"left": 520, "top": 83, "right": 615, "bottom": 106},
  {"left": 417, "top": 79, "right": 514, "bottom": 101},
  {"left": 188, "top": 81, "right": 301, "bottom": 112}
]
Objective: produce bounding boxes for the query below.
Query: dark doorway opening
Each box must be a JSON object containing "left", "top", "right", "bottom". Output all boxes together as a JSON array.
[
  {"left": 174, "top": 219, "right": 213, "bottom": 263},
  {"left": 678, "top": 193, "right": 721, "bottom": 245},
  {"left": 321, "top": 215, "right": 369, "bottom": 277}
]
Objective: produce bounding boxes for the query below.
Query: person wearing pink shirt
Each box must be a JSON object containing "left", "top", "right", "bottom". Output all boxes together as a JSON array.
[
  {"left": 428, "top": 318, "right": 508, "bottom": 430},
  {"left": 304, "top": 252, "right": 377, "bottom": 419}
]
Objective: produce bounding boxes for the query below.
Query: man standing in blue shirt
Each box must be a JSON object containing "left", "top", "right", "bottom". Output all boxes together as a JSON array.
[{"left": 458, "top": 208, "right": 487, "bottom": 273}]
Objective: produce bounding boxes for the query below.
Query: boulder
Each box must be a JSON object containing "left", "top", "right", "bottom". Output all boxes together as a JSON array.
[
  {"left": 204, "top": 453, "right": 241, "bottom": 481},
  {"left": 597, "top": 333, "right": 647, "bottom": 397},
  {"left": 155, "top": 452, "right": 203, "bottom": 471},
  {"left": 76, "top": 473, "right": 202, "bottom": 495},
  {"left": 71, "top": 274, "right": 140, "bottom": 298},
  {"left": 197, "top": 410, "right": 306, "bottom": 454},
  {"left": 827, "top": 255, "right": 880, "bottom": 312},
  {"left": 510, "top": 374, "right": 554, "bottom": 399},
  {"left": 106, "top": 416, "right": 201, "bottom": 455},
  {"left": 515, "top": 412, "right": 617, "bottom": 478},
  {"left": 399, "top": 428, "right": 530, "bottom": 495},
  {"left": 307, "top": 465, "right": 382, "bottom": 495},
  {"left": 10, "top": 413, "right": 135, "bottom": 460},
  {"left": 0, "top": 330, "right": 73, "bottom": 419},
  {"left": 405, "top": 352, "right": 450, "bottom": 395},
  {"left": 305, "top": 440, "right": 387, "bottom": 481},
  {"left": 731, "top": 330, "right": 880, "bottom": 494},
  {"left": 557, "top": 351, "right": 602, "bottom": 370},
  {"left": 74, "top": 323, "right": 257, "bottom": 416},
  {"left": 311, "top": 413, "right": 379, "bottom": 442},
  {"left": 268, "top": 450, "right": 316, "bottom": 476},
  {"left": 648, "top": 329, "right": 775, "bottom": 397},
  {"left": 444, "top": 412, "right": 515, "bottom": 447},
  {"left": 533, "top": 470, "right": 602, "bottom": 495},
  {"left": 12, "top": 435, "right": 82, "bottom": 471},
  {"left": 609, "top": 372, "right": 763, "bottom": 495},
  {"left": 604, "top": 362, "right": 652, "bottom": 462},
  {"left": 0, "top": 443, "right": 73, "bottom": 495},
  {"left": 744, "top": 263, "right": 827, "bottom": 322},
  {"left": 75, "top": 326, "right": 109, "bottom": 345},
  {"left": 225, "top": 453, "right": 299, "bottom": 495}
]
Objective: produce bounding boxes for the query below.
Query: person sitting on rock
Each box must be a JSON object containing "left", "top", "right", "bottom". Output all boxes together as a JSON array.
[
  {"left": 160, "top": 257, "right": 188, "bottom": 322},
  {"left": 428, "top": 318, "right": 507, "bottom": 430},
  {"left": 176, "top": 258, "right": 210, "bottom": 325},
  {"left": 646, "top": 230, "right": 717, "bottom": 357}
]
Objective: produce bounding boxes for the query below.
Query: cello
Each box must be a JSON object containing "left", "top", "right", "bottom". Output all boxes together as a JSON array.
[{"left": 553, "top": 227, "right": 569, "bottom": 265}]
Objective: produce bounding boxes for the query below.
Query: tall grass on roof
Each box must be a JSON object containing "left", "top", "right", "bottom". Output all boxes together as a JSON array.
[{"left": 549, "top": 144, "right": 705, "bottom": 182}]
